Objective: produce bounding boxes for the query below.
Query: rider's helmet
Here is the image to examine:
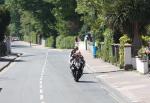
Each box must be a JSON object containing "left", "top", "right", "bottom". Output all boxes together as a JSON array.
[{"left": 74, "top": 46, "right": 79, "bottom": 51}]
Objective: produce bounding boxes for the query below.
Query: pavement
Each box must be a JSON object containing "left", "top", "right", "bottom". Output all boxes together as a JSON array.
[
  {"left": 1, "top": 41, "right": 150, "bottom": 103},
  {"left": 79, "top": 42, "right": 150, "bottom": 103}
]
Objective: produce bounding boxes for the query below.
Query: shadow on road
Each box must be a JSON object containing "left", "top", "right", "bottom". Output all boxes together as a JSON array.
[
  {"left": 78, "top": 80, "right": 97, "bottom": 83},
  {"left": 11, "top": 45, "right": 29, "bottom": 48},
  {"left": 0, "top": 58, "right": 14, "bottom": 62},
  {"left": 10, "top": 52, "right": 21, "bottom": 56},
  {"left": 93, "top": 70, "right": 127, "bottom": 74},
  {"left": 84, "top": 70, "right": 126, "bottom": 75},
  {"left": 14, "top": 59, "right": 25, "bottom": 62},
  {"left": 83, "top": 72, "right": 92, "bottom": 74},
  {"left": 21, "top": 54, "right": 35, "bottom": 57},
  {"left": 0, "top": 58, "right": 25, "bottom": 62},
  {"left": 83, "top": 69, "right": 125, "bottom": 74},
  {"left": 0, "top": 88, "right": 2, "bottom": 92}
]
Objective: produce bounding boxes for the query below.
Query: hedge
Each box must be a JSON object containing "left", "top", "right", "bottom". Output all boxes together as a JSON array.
[
  {"left": 56, "top": 35, "right": 75, "bottom": 49},
  {"left": 23, "top": 32, "right": 37, "bottom": 44},
  {"left": 45, "top": 36, "right": 55, "bottom": 48},
  {"left": 99, "top": 29, "right": 113, "bottom": 62}
]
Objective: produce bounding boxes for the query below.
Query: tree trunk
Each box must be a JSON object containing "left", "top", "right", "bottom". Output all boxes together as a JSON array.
[
  {"left": 6, "top": 36, "right": 11, "bottom": 55},
  {"left": 132, "top": 22, "right": 142, "bottom": 56}
]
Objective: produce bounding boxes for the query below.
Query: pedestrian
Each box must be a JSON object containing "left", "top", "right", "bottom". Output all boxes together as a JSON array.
[
  {"left": 29, "top": 40, "right": 32, "bottom": 47},
  {"left": 84, "top": 34, "right": 88, "bottom": 50}
]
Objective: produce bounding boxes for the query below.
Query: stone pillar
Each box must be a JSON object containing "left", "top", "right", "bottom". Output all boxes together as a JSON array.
[
  {"left": 42, "top": 38, "right": 45, "bottom": 47},
  {"left": 124, "top": 44, "right": 133, "bottom": 70},
  {"left": 136, "top": 57, "right": 148, "bottom": 74}
]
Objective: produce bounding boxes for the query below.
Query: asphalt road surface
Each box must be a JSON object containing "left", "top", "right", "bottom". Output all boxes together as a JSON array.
[{"left": 0, "top": 41, "right": 121, "bottom": 103}]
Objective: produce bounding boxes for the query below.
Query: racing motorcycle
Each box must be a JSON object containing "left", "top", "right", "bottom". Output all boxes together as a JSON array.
[{"left": 70, "top": 54, "right": 85, "bottom": 82}]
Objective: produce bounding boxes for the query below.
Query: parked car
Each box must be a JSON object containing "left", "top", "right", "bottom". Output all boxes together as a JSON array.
[{"left": 11, "top": 37, "right": 19, "bottom": 41}]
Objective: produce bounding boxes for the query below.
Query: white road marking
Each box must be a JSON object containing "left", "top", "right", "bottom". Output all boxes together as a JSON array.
[
  {"left": 40, "top": 89, "right": 43, "bottom": 94},
  {"left": 39, "top": 51, "right": 49, "bottom": 103},
  {"left": 40, "top": 84, "right": 42, "bottom": 89},
  {"left": 40, "top": 78, "right": 43, "bottom": 81},
  {"left": 40, "top": 95, "right": 44, "bottom": 100}
]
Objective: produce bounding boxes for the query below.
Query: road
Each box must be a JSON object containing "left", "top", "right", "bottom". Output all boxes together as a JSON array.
[{"left": 0, "top": 41, "right": 119, "bottom": 103}]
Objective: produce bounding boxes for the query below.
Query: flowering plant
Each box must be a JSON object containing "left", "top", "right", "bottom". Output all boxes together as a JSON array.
[{"left": 138, "top": 46, "right": 147, "bottom": 60}]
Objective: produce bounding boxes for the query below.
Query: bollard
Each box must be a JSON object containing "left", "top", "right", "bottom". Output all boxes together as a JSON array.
[{"left": 93, "top": 46, "right": 97, "bottom": 58}]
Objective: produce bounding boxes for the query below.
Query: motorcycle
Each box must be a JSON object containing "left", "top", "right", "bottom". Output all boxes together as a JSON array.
[{"left": 70, "top": 54, "right": 85, "bottom": 82}]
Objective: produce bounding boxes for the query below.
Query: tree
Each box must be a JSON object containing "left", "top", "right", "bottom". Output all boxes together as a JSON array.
[
  {"left": 10, "top": 0, "right": 57, "bottom": 38},
  {"left": 103, "top": 0, "right": 150, "bottom": 55},
  {"left": 46, "top": 0, "right": 82, "bottom": 36},
  {"left": 76, "top": 0, "right": 105, "bottom": 41},
  {"left": 76, "top": 0, "right": 150, "bottom": 55},
  {"left": 5, "top": 0, "right": 22, "bottom": 38},
  {"left": 0, "top": 5, "right": 11, "bottom": 42}
]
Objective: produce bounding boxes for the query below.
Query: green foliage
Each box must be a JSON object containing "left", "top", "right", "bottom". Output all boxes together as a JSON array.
[
  {"left": 0, "top": 0, "right": 4, "bottom": 4},
  {"left": 5, "top": 0, "right": 21, "bottom": 37},
  {"left": 56, "top": 35, "right": 75, "bottom": 49},
  {"left": 76, "top": 0, "right": 102, "bottom": 25},
  {"left": 7, "top": 0, "right": 57, "bottom": 38},
  {"left": 6, "top": 0, "right": 81, "bottom": 43},
  {"left": 30, "top": 32, "right": 36, "bottom": 44},
  {"left": 119, "top": 34, "right": 131, "bottom": 68},
  {"left": 23, "top": 31, "right": 37, "bottom": 44},
  {"left": 100, "top": 28, "right": 113, "bottom": 62},
  {"left": 103, "top": 0, "right": 150, "bottom": 54},
  {"left": 103, "top": 0, "right": 150, "bottom": 29},
  {"left": 0, "top": 5, "right": 11, "bottom": 42},
  {"left": 76, "top": 0, "right": 150, "bottom": 55},
  {"left": 47, "top": 0, "right": 81, "bottom": 36},
  {"left": 76, "top": 0, "right": 104, "bottom": 37},
  {"left": 141, "top": 35, "right": 150, "bottom": 46},
  {"left": 96, "top": 42, "right": 103, "bottom": 58},
  {"left": 23, "top": 35, "right": 30, "bottom": 42},
  {"left": 56, "top": 35, "right": 64, "bottom": 48},
  {"left": 45, "top": 36, "right": 55, "bottom": 48},
  {"left": 138, "top": 46, "right": 147, "bottom": 60}
]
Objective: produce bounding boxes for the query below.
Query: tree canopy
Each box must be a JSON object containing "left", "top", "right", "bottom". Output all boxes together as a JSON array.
[
  {"left": 76, "top": 0, "right": 150, "bottom": 54},
  {"left": 2, "top": 0, "right": 150, "bottom": 54},
  {"left": 0, "top": 3, "right": 10, "bottom": 42}
]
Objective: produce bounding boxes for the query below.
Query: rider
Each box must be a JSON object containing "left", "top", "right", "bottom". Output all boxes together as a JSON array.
[
  {"left": 70, "top": 46, "right": 85, "bottom": 69},
  {"left": 70, "top": 46, "right": 79, "bottom": 57}
]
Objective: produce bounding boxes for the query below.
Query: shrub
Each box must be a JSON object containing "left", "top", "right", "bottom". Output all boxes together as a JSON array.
[
  {"left": 100, "top": 28, "right": 113, "bottom": 62},
  {"left": 63, "top": 36, "right": 75, "bottom": 49},
  {"left": 56, "top": 35, "right": 75, "bottom": 49},
  {"left": 23, "top": 35, "right": 30, "bottom": 42},
  {"left": 138, "top": 46, "right": 147, "bottom": 60},
  {"left": 45, "top": 36, "right": 55, "bottom": 48},
  {"left": 96, "top": 42, "right": 104, "bottom": 58},
  {"left": 141, "top": 35, "right": 150, "bottom": 46},
  {"left": 31, "top": 32, "right": 36, "bottom": 44},
  {"left": 119, "top": 34, "right": 131, "bottom": 68},
  {"left": 23, "top": 32, "right": 37, "bottom": 44},
  {"left": 56, "top": 35, "right": 64, "bottom": 48}
]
